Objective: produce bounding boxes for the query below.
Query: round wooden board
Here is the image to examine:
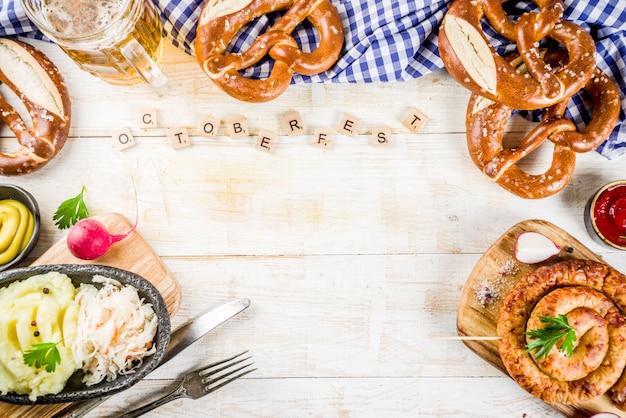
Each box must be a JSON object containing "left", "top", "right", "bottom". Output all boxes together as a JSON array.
[{"left": 457, "top": 219, "right": 624, "bottom": 417}]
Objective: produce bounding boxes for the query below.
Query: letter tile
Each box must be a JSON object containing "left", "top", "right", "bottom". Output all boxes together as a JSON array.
[
  {"left": 255, "top": 129, "right": 278, "bottom": 153},
  {"left": 371, "top": 126, "right": 392, "bottom": 147},
  {"left": 227, "top": 114, "right": 249, "bottom": 138},
  {"left": 402, "top": 108, "right": 428, "bottom": 133},
  {"left": 112, "top": 127, "right": 136, "bottom": 151},
  {"left": 199, "top": 115, "right": 220, "bottom": 139},
  {"left": 282, "top": 110, "right": 305, "bottom": 136},
  {"left": 312, "top": 127, "right": 333, "bottom": 149},
  {"left": 337, "top": 112, "right": 361, "bottom": 137},
  {"left": 167, "top": 127, "right": 192, "bottom": 149},
  {"left": 139, "top": 108, "right": 158, "bottom": 128}
]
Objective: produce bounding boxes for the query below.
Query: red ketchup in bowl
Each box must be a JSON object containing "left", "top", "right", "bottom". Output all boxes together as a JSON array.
[{"left": 586, "top": 181, "right": 626, "bottom": 250}]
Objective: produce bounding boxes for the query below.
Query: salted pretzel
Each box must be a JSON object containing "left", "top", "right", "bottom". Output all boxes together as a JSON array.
[
  {"left": 498, "top": 260, "right": 626, "bottom": 407},
  {"left": 0, "top": 38, "right": 71, "bottom": 175},
  {"left": 195, "top": 0, "right": 344, "bottom": 103},
  {"left": 465, "top": 48, "right": 619, "bottom": 199},
  {"left": 466, "top": 96, "right": 577, "bottom": 199},
  {"left": 439, "top": 0, "right": 597, "bottom": 110}
]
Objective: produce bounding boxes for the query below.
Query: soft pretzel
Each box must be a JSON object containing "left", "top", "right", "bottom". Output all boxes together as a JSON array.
[
  {"left": 439, "top": 0, "right": 597, "bottom": 110},
  {"left": 195, "top": 0, "right": 344, "bottom": 103},
  {"left": 498, "top": 260, "right": 626, "bottom": 407},
  {"left": 465, "top": 49, "right": 620, "bottom": 199},
  {"left": 544, "top": 67, "right": 620, "bottom": 153},
  {"left": 0, "top": 38, "right": 71, "bottom": 175},
  {"left": 466, "top": 96, "right": 577, "bottom": 199}
]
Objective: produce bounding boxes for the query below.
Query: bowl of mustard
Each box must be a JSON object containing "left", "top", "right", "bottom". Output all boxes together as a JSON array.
[{"left": 0, "top": 184, "right": 40, "bottom": 271}]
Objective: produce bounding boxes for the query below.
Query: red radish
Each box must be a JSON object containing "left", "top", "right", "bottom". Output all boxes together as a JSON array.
[
  {"left": 67, "top": 218, "right": 136, "bottom": 260},
  {"left": 514, "top": 231, "right": 561, "bottom": 264}
]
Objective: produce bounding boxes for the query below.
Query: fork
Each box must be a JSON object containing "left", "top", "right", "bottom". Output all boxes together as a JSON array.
[{"left": 118, "top": 351, "right": 256, "bottom": 418}]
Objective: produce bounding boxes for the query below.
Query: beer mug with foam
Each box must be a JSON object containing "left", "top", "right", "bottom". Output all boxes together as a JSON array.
[{"left": 20, "top": 0, "right": 169, "bottom": 95}]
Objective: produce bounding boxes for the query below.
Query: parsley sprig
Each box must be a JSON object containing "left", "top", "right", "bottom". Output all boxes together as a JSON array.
[
  {"left": 524, "top": 314, "right": 577, "bottom": 359},
  {"left": 53, "top": 186, "right": 89, "bottom": 229},
  {"left": 23, "top": 341, "right": 62, "bottom": 373}
]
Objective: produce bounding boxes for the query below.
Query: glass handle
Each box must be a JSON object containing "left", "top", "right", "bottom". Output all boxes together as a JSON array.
[{"left": 121, "top": 38, "right": 169, "bottom": 96}]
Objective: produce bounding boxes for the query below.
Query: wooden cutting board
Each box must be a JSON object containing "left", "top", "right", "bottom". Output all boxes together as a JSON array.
[
  {"left": 0, "top": 212, "right": 182, "bottom": 417},
  {"left": 458, "top": 219, "right": 625, "bottom": 417}
]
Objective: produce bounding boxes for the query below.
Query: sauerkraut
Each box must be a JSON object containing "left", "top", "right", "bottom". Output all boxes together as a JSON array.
[{"left": 72, "top": 276, "right": 157, "bottom": 386}]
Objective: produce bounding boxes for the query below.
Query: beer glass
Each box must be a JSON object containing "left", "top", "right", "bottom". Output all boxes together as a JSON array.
[{"left": 20, "top": 0, "right": 169, "bottom": 95}]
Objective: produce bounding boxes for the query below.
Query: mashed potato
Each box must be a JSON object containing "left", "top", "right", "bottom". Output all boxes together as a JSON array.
[{"left": 0, "top": 272, "right": 79, "bottom": 401}]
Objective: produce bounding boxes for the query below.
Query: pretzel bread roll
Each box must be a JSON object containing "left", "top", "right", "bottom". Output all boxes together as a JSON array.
[
  {"left": 497, "top": 260, "right": 626, "bottom": 406},
  {"left": 439, "top": 0, "right": 596, "bottom": 110},
  {"left": 195, "top": 0, "right": 344, "bottom": 102},
  {"left": 0, "top": 38, "right": 71, "bottom": 175}
]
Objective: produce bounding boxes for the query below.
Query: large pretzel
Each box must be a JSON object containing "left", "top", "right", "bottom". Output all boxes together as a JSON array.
[
  {"left": 0, "top": 38, "right": 71, "bottom": 175},
  {"left": 195, "top": 0, "right": 344, "bottom": 103},
  {"left": 498, "top": 260, "right": 626, "bottom": 407},
  {"left": 439, "top": 0, "right": 597, "bottom": 110},
  {"left": 465, "top": 55, "right": 620, "bottom": 199}
]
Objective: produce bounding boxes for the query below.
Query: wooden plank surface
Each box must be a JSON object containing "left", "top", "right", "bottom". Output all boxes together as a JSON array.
[
  {"left": 458, "top": 219, "right": 625, "bottom": 417},
  {"left": 0, "top": 213, "right": 181, "bottom": 418},
  {"left": 3, "top": 38, "right": 626, "bottom": 417}
]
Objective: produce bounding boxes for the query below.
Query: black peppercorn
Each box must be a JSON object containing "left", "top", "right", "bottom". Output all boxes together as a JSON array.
[
  {"left": 42, "top": 287, "right": 49, "bottom": 294},
  {"left": 34, "top": 331, "right": 40, "bottom": 337}
]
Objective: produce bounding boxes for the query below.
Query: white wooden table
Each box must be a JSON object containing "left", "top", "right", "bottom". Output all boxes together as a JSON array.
[{"left": 3, "top": 38, "right": 625, "bottom": 418}]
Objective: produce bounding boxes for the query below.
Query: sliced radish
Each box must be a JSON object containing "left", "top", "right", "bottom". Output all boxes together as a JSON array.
[{"left": 514, "top": 231, "right": 561, "bottom": 264}]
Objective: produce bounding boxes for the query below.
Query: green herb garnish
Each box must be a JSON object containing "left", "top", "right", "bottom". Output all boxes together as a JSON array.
[
  {"left": 23, "top": 341, "right": 62, "bottom": 373},
  {"left": 524, "top": 314, "right": 577, "bottom": 359},
  {"left": 53, "top": 186, "right": 89, "bottom": 229}
]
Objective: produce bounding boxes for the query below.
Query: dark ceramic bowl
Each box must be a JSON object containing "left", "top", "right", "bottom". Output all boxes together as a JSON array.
[
  {"left": 0, "top": 264, "right": 171, "bottom": 405},
  {"left": 0, "top": 184, "right": 41, "bottom": 271}
]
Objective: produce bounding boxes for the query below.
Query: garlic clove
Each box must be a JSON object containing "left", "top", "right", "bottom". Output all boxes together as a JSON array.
[{"left": 514, "top": 231, "right": 561, "bottom": 264}]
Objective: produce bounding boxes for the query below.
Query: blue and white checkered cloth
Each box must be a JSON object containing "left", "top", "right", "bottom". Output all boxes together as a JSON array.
[{"left": 2, "top": 0, "right": 625, "bottom": 158}]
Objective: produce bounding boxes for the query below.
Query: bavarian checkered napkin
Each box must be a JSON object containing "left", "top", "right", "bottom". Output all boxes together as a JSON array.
[{"left": 1, "top": 0, "right": 625, "bottom": 158}]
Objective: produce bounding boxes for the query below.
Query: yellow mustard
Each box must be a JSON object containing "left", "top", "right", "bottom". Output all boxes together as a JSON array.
[{"left": 0, "top": 199, "right": 34, "bottom": 264}]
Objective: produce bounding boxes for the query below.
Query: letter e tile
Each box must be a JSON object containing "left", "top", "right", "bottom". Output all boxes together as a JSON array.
[
  {"left": 255, "top": 130, "right": 278, "bottom": 153},
  {"left": 337, "top": 112, "right": 361, "bottom": 137}
]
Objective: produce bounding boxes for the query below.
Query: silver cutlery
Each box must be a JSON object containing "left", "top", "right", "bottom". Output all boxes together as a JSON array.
[
  {"left": 118, "top": 351, "right": 256, "bottom": 418},
  {"left": 53, "top": 298, "right": 252, "bottom": 418}
]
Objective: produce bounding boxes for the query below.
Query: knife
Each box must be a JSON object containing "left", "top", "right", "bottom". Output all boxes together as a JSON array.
[{"left": 51, "top": 298, "right": 251, "bottom": 418}]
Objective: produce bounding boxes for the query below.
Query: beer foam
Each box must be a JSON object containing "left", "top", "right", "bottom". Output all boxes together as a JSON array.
[{"left": 42, "top": 0, "right": 125, "bottom": 36}]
